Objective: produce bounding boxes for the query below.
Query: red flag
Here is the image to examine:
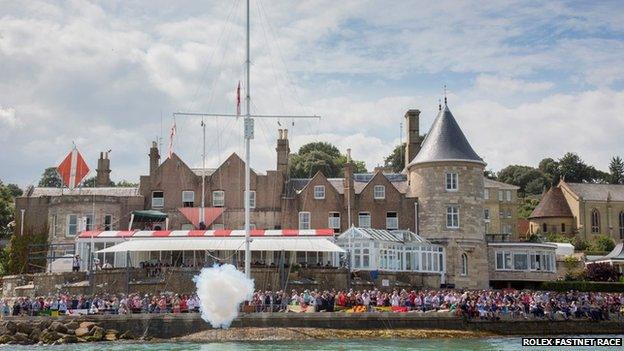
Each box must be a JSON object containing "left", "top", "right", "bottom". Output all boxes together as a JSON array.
[
  {"left": 236, "top": 81, "right": 241, "bottom": 116},
  {"left": 57, "top": 148, "right": 90, "bottom": 189},
  {"left": 168, "top": 118, "right": 177, "bottom": 158}
]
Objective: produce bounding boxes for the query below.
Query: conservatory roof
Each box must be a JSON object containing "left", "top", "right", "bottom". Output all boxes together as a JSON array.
[{"left": 337, "top": 227, "right": 431, "bottom": 244}]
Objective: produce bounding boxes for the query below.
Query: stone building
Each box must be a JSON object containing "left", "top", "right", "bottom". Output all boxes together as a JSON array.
[
  {"left": 529, "top": 181, "right": 624, "bottom": 242},
  {"left": 14, "top": 152, "right": 144, "bottom": 253},
  {"left": 484, "top": 179, "right": 520, "bottom": 240}
]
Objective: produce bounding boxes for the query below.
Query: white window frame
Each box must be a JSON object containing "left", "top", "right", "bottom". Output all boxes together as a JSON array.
[
  {"left": 358, "top": 212, "right": 371, "bottom": 228},
  {"left": 328, "top": 212, "right": 340, "bottom": 230},
  {"left": 386, "top": 212, "right": 398, "bottom": 230},
  {"left": 445, "top": 173, "right": 458, "bottom": 191},
  {"left": 151, "top": 191, "right": 164, "bottom": 208},
  {"left": 484, "top": 188, "right": 489, "bottom": 200},
  {"left": 498, "top": 190, "right": 504, "bottom": 202},
  {"left": 446, "top": 205, "right": 459, "bottom": 228},
  {"left": 182, "top": 190, "right": 195, "bottom": 205},
  {"left": 103, "top": 214, "right": 113, "bottom": 231},
  {"left": 67, "top": 214, "right": 78, "bottom": 237},
  {"left": 461, "top": 253, "right": 468, "bottom": 276},
  {"left": 484, "top": 208, "right": 490, "bottom": 220},
  {"left": 212, "top": 190, "right": 225, "bottom": 207},
  {"left": 505, "top": 190, "right": 512, "bottom": 202},
  {"left": 299, "top": 211, "right": 311, "bottom": 230},
  {"left": 313, "top": 185, "right": 325, "bottom": 199},
  {"left": 373, "top": 185, "right": 386, "bottom": 200},
  {"left": 246, "top": 190, "right": 256, "bottom": 209}
]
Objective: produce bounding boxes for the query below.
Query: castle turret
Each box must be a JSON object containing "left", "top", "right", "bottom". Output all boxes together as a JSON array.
[
  {"left": 96, "top": 151, "right": 111, "bottom": 187},
  {"left": 407, "top": 102, "right": 488, "bottom": 289}
]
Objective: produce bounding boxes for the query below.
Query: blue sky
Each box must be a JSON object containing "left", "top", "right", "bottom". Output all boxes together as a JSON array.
[{"left": 1, "top": 0, "right": 623, "bottom": 185}]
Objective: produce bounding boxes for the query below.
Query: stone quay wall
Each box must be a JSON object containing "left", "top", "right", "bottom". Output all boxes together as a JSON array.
[{"left": 2, "top": 313, "right": 622, "bottom": 339}]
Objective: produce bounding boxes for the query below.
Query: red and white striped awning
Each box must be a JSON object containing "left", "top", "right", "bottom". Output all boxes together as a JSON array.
[{"left": 77, "top": 229, "right": 334, "bottom": 240}]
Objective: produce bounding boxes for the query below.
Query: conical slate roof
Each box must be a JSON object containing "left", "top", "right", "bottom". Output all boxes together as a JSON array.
[
  {"left": 407, "top": 105, "right": 484, "bottom": 167},
  {"left": 529, "top": 187, "right": 573, "bottom": 219}
]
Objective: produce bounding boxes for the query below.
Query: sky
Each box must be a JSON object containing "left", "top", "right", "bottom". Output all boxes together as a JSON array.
[{"left": 1, "top": 0, "right": 623, "bottom": 186}]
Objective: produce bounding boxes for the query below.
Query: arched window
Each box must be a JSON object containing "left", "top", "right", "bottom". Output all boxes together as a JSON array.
[
  {"left": 591, "top": 209, "right": 600, "bottom": 233},
  {"left": 619, "top": 211, "right": 624, "bottom": 239},
  {"left": 461, "top": 253, "right": 468, "bottom": 276},
  {"left": 542, "top": 223, "right": 548, "bottom": 233}
]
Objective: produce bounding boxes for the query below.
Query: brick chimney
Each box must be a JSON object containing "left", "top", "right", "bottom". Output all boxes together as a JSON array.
[
  {"left": 149, "top": 141, "right": 160, "bottom": 178},
  {"left": 276, "top": 129, "right": 290, "bottom": 176},
  {"left": 404, "top": 109, "right": 421, "bottom": 168},
  {"left": 343, "top": 148, "right": 356, "bottom": 228},
  {"left": 96, "top": 151, "right": 111, "bottom": 187}
]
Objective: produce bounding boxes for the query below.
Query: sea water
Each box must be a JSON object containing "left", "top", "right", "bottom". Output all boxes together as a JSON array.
[{"left": 1, "top": 336, "right": 622, "bottom": 351}]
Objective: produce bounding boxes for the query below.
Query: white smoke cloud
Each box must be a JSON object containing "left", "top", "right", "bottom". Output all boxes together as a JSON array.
[{"left": 193, "top": 264, "right": 254, "bottom": 329}]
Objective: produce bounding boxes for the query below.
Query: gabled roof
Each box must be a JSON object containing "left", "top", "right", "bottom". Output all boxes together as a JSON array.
[
  {"left": 528, "top": 187, "right": 573, "bottom": 219},
  {"left": 563, "top": 182, "right": 624, "bottom": 202},
  {"left": 284, "top": 173, "right": 408, "bottom": 198},
  {"left": 408, "top": 105, "right": 484, "bottom": 167}
]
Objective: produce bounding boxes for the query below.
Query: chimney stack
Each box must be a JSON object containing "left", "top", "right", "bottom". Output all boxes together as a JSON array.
[
  {"left": 343, "top": 148, "right": 355, "bottom": 228},
  {"left": 149, "top": 141, "right": 160, "bottom": 178},
  {"left": 404, "top": 109, "right": 421, "bottom": 169},
  {"left": 276, "top": 128, "right": 290, "bottom": 176},
  {"left": 96, "top": 151, "right": 111, "bottom": 187}
]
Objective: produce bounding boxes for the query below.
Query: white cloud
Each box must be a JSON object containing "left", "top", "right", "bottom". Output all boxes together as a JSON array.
[{"left": 0, "top": 106, "right": 18, "bottom": 128}]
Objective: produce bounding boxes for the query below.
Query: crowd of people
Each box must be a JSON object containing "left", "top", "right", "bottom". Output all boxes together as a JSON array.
[{"left": 2, "top": 289, "right": 623, "bottom": 321}]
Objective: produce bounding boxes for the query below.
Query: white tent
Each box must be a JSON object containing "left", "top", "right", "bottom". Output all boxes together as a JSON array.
[{"left": 96, "top": 237, "right": 344, "bottom": 254}]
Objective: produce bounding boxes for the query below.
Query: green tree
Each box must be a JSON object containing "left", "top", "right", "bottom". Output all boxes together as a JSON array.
[
  {"left": 384, "top": 144, "right": 406, "bottom": 173},
  {"left": 518, "top": 197, "right": 540, "bottom": 219},
  {"left": 591, "top": 235, "right": 615, "bottom": 253},
  {"left": 38, "top": 167, "right": 63, "bottom": 187},
  {"left": 538, "top": 157, "right": 560, "bottom": 185},
  {"left": 5, "top": 184, "right": 22, "bottom": 198},
  {"left": 289, "top": 142, "right": 367, "bottom": 178},
  {"left": 6, "top": 226, "right": 48, "bottom": 274},
  {"left": 497, "top": 165, "right": 547, "bottom": 196},
  {"left": 116, "top": 180, "right": 138, "bottom": 187},
  {"left": 484, "top": 170, "right": 497, "bottom": 180},
  {"left": 608, "top": 156, "right": 624, "bottom": 184},
  {"left": 0, "top": 181, "right": 15, "bottom": 238}
]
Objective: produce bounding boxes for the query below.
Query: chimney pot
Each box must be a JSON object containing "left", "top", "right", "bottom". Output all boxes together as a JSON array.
[
  {"left": 284, "top": 129, "right": 288, "bottom": 139},
  {"left": 346, "top": 148, "right": 352, "bottom": 162}
]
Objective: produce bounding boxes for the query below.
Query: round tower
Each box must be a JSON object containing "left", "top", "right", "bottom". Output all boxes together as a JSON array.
[{"left": 406, "top": 102, "right": 489, "bottom": 289}]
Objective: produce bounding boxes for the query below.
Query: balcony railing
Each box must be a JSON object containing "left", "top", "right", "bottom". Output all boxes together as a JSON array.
[{"left": 486, "top": 233, "right": 511, "bottom": 242}]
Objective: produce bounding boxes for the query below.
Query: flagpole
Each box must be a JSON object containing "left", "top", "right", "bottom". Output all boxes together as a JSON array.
[
  {"left": 201, "top": 118, "right": 206, "bottom": 224},
  {"left": 244, "top": 0, "right": 251, "bottom": 279}
]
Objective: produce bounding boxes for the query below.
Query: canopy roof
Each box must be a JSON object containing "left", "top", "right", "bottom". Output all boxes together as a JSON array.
[
  {"left": 96, "top": 237, "right": 344, "bottom": 253},
  {"left": 77, "top": 229, "right": 334, "bottom": 240},
  {"left": 132, "top": 210, "right": 168, "bottom": 221},
  {"left": 595, "top": 242, "right": 624, "bottom": 262}
]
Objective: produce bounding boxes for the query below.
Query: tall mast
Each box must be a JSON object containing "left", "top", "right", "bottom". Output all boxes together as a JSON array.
[
  {"left": 201, "top": 119, "right": 206, "bottom": 224},
  {"left": 243, "top": 0, "right": 252, "bottom": 279}
]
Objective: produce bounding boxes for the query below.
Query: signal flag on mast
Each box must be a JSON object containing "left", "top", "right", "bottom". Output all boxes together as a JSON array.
[
  {"left": 236, "top": 81, "right": 241, "bottom": 117},
  {"left": 168, "top": 117, "right": 177, "bottom": 159},
  {"left": 57, "top": 147, "right": 90, "bottom": 189}
]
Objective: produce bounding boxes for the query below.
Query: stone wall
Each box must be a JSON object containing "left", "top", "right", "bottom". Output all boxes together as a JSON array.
[{"left": 2, "top": 313, "right": 622, "bottom": 339}]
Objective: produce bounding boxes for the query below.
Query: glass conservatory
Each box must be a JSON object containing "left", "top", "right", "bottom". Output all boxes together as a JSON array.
[{"left": 335, "top": 227, "right": 445, "bottom": 273}]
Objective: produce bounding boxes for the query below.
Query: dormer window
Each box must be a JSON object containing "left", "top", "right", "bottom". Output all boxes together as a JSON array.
[
  {"left": 314, "top": 185, "right": 325, "bottom": 199},
  {"left": 373, "top": 185, "right": 385, "bottom": 199},
  {"left": 445, "top": 173, "right": 458, "bottom": 191}
]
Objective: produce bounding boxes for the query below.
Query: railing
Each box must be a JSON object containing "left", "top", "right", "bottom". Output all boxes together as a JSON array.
[{"left": 485, "top": 233, "right": 511, "bottom": 242}]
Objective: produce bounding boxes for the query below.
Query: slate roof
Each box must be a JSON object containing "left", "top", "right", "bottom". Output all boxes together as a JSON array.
[
  {"left": 528, "top": 187, "right": 573, "bottom": 219},
  {"left": 564, "top": 182, "right": 624, "bottom": 202},
  {"left": 27, "top": 187, "right": 140, "bottom": 197},
  {"left": 484, "top": 178, "right": 520, "bottom": 190},
  {"left": 408, "top": 105, "right": 484, "bottom": 167}
]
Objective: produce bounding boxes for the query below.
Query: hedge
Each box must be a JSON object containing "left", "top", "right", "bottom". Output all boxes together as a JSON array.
[{"left": 540, "top": 281, "right": 624, "bottom": 293}]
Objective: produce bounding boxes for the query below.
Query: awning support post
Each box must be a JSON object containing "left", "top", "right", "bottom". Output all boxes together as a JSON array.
[{"left": 128, "top": 213, "right": 135, "bottom": 230}]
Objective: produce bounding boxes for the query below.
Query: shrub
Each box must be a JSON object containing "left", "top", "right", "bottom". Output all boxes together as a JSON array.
[
  {"left": 571, "top": 237, "right": 589, "bottom": 251},
  {"left": 544, "top": 232, "right": 572, "bottom": 243},
  {"left": 585, "top": 262, "right": 620, "bottom": 282},
  {"left": 562, "top": 255, "right": 580, "bottom": 272},
  {"left": 526, "top": 233, "right": 542, "bottom": 243},
  {"left": 541, "top": 280, "right": 624, "bottom": 292},
  {"left": 591, "top": 235, "right": 615, "bottom": 253}
]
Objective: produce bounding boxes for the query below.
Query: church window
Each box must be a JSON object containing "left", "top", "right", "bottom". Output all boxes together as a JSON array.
[
  {"left": 542, "top": 223, "right": 547, "bottom": 233},
  {"left": 591, "top": 209, "right": 600, "bottom": 233},
  {"left": 561, "top": 223, "right": 566, "bottom": 233}
]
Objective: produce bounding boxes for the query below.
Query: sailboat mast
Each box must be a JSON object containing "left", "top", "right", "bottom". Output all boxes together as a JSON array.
[{"left": 244, "top": 0, "right": 252, "bottom": 279}]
